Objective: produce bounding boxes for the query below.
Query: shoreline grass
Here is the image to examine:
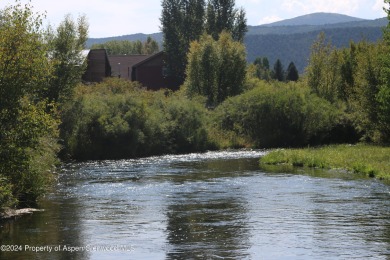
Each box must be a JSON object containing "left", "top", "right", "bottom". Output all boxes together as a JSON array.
[{"left": 259, "top": 144, "right": 390, "bottom": 181}]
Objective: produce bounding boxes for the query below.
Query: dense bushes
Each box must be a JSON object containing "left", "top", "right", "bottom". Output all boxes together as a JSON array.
[
  {"left": 305, "top": 34, "right": 389, "bottom": 143},
  {"left": 0, "top": 99, "right": 60, "bottom": 207},
  {"left": 61, "top": 79, "right": 213, "bottom": 160},
  {"left": 214, "top": 81, "right": 340, "bottom": 147}
]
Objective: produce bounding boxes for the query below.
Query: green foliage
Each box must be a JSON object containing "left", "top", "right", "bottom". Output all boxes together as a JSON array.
[
  {"left": 215, "top": 81, "right": 340, "bottom": 147},
  {"left": 161, "top": 0, "right": 205, "bottom": 84},
  {"left": 90, "top": 37, "right": 160, "bottom": 55},
  {"left": 286, "top": 62, "right": 299, "bottom": 82},
  {"left": 0, "top": 2, "right": 60, "bottom": 208},
  {"left": 61, "top": 78, "right": 212, "bottom": 160},
  {"left": 272, "top": 59, "right": 285, "bottom": 82},
  {"left": 253, "top": 57, "right": 271, "bottom": 81},
  {"left": 185, "top": 31, "right": 247, "bottom": 106},
  {"left": 0, "top": 2, "right": 51, "bottom": 111},
  {"left": 160, "top": 0, "right": 247, "bottom": 84},
  {"left": 377, "top": 0, "right": 390, "bottom": 141},
  {"left": 305, "top": 31, "right": 388, "bottom": 142},
  {"left": 305, "top": 32, "right": 343, "bottom": 102},
  {"left": 205, "top": 0, "right": 247, "bottom": 42},
  {"left": 0, "top": 98, "right": 60, "bottom": 207},
  {"left": 350, "top": 41, "right": 384, "bottom": 141},
  {"left": 45, "top": 14, "right": 89, "bottom": 104}
]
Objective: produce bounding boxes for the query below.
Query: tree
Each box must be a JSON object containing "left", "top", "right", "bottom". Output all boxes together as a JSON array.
[
  {"left": 90, "top": 37, "right": 160, "bottom": 55},
  {"left": 0, "top": 2, "right": 51, "bottom": 111},
  {"left": 46, "top": 14, "right": 89, "bottom": 104},
  {"left": 161, "top": 0, "right": 205, "bottom": 85},
  {"left": 286, "top": 62, "right": 299, "bottom": 81},
  {"left": 0, "top": 2, "right": 59, "bottom": 207},
  {"left": 205, "top": 0, "right": 247, "bottom": 42},
  {"left": 253, "top": 57, "right": 271, "bottom": 81},
  {"left": 272, "top": 59, "right": 284, "bottom": 81},
  {"left": 377, "top": 0, "right": 390, "bottom": 140},
  {"left": 160, "top": 0, "right": 247, "bottom": 85},
  {"left": 305, "top": 32, "right": 343, "bottom": 102},
  {"left": 185, "top": 31, "right": 247, "bottom": 106},
  {"left": 262, "top": 57, "right": 270, "bottom": 70}
]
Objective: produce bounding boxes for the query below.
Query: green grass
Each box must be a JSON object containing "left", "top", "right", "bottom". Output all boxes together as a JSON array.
[{"left": 260, "top": 144, "right": 390, "bottom": 180}]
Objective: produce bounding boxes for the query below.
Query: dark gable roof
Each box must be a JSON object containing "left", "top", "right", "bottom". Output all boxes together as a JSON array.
[
  {"left": 108, "top": 54, "right": 152, "bottom": 79},
  {"left": 132, "top": 51, "right": 164, "bottom": 68}
]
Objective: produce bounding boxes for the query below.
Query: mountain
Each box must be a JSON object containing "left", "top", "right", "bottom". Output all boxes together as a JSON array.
[
  {"left": 247, "top": 17, "right": 387, "bottom": 35},
  {"left": 264, "top": 12, "right": 365, "bottom": 26},
  {"left": 86, "top": 13, "right": 387, "bottom": 73}
]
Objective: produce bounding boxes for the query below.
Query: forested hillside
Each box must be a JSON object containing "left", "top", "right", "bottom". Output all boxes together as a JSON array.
[
  {"left": 87, "top": 14, "right": 386, "bottom": 73},
  {"left": 245, "top": 26, "right": 384, "bottom": 72}
]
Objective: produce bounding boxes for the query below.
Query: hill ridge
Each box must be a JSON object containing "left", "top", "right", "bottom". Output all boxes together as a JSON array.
[{"left": 263, "top": 12, "right": 366, "bottom": 27}]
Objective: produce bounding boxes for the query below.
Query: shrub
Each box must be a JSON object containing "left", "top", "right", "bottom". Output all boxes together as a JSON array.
[
  {"left": 215, "top": 81, "right": 340, "bottom": 148},
  {"left": 61, "top": 79, "right": 213, "bottom": 160}
]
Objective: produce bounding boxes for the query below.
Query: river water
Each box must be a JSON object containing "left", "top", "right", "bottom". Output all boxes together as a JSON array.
[{"left": 1, "top": 150, "right": 390, "bottom": 259}]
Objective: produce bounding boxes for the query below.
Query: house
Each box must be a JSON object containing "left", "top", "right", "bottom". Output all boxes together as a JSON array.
[
  {"left": 82, "top": 49, "right": 111, "bottom": 82},
  {"left": 83, "top": 49, "right": 180, "bottom": 91}
]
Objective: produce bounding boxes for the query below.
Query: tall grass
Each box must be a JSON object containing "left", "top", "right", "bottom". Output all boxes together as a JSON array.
[{"left": 260, "top": 144, "right": 390, "bottom": 180}]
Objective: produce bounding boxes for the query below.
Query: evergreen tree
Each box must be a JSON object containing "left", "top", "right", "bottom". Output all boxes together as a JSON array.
[
  {"left": 262, "top": 57, "right": 270, "bottom": 70},
  {"left": 286, "top": 62, "right": 299, "bottom": 81},
  {"left": 272, "top": 59, "right": 284, "bottom": 82}
]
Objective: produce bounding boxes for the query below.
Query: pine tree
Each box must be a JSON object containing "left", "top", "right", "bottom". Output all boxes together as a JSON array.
[
  {"left": 286, "top": 62, "right": 299, "bottom": 82},
  {"left": 272, "top": 59, "right": 284, "bottom": 82}
]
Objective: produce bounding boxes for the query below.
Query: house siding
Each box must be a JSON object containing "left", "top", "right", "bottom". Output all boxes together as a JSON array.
[
  {"left": 82, "top": 49, "right": 111, "bottom": 82},
  {"left": 83, "top": 50, "right": 180, "bottom": 90}
]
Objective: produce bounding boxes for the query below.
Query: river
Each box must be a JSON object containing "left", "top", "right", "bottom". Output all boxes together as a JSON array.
[{"left": 1, "top": 150, "right": 390, "bottom": 259}]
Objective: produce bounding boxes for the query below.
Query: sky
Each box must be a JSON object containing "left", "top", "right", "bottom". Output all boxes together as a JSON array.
[{"left": 0, "top": 0, "right": 387, "bottom": 38}]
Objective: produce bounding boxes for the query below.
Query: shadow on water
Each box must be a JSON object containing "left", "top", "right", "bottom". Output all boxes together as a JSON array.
[
  {"left": 162, "top": 158, "right": 258, "bottom": 259},
  {"left": 1, "top": 150, "right": 390, "bottom": 259},
  {"left": 0, "top": 196, "right": 88, "bottom": 260}
]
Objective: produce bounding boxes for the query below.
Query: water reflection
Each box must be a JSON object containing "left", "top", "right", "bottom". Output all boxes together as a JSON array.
[
  {"left": 0, "top": 196, "right": 88, "bottom": 260},
  {"left": 1, "top": 150, "right": 390, "bottom": 259},
  {"left": 163, "top": 158, "right": 255, "bottom": 259}
]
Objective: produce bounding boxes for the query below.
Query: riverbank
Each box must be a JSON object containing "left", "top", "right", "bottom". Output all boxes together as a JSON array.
[{"left": 259, "top": 144, "right": 390, "bottom": 181}]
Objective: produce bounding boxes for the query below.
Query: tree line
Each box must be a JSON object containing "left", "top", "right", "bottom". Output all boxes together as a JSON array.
[
  {"left": 90, "top": 37, "right": 159, "bottom": 55},
  {"left": 1, "top": 0, "right": 390, "bottom": 210}
]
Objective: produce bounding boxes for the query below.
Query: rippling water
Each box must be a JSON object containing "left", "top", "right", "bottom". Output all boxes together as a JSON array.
[{"left": 1, "top": 150, "right": 390, "bottom": 259}]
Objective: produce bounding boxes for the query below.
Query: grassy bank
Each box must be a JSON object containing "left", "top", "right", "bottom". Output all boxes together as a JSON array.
[{"left": 260, "top": 144, "right": 390, "bottom": 180}]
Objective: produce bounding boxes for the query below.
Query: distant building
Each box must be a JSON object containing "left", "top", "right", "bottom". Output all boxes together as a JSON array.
[
  {"left": 83, "top": 49, "right": 180, "bottom": 91},
  {"left": 82, "top": 49, "right": 111, "bottom": 83}
]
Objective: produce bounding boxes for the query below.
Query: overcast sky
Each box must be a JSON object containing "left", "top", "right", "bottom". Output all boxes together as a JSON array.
[{"left": 0, "top": 0, "right": 387, "bottom": 38}]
